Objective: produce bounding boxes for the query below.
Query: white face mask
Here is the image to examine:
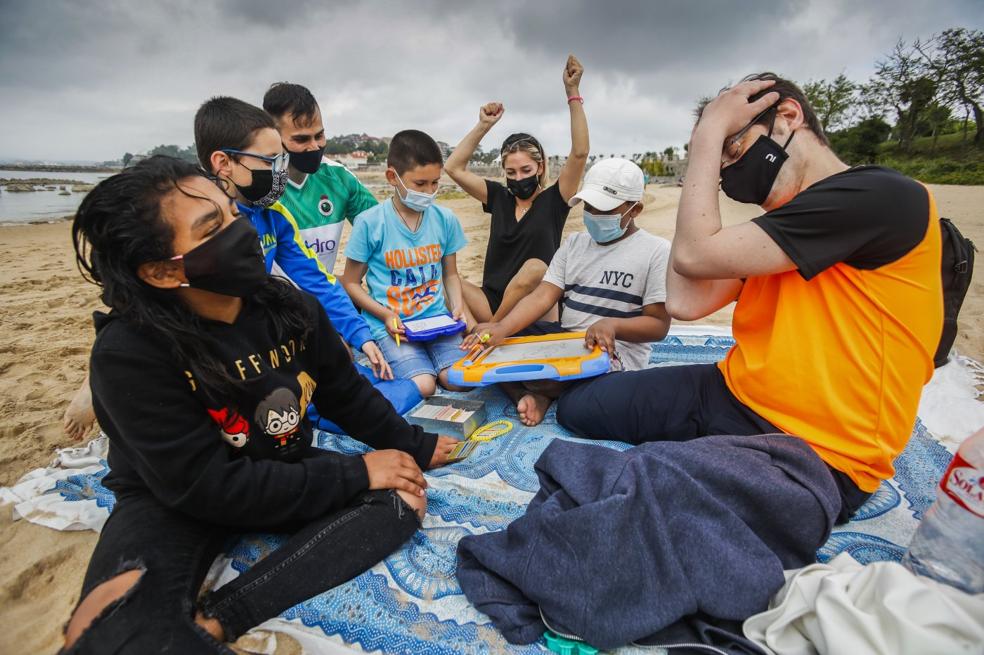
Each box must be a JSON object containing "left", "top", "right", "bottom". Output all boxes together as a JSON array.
[{"left": 395, "top": 172, "right": 438, "bottom": 212}]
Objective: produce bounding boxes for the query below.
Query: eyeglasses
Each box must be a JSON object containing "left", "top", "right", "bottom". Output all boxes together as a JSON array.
[
  {"left": 220, "top": 149, "right": 290, "bottom": 173},
  {"left": 723, "top": 104, "right": 778, "bottom": 166}
]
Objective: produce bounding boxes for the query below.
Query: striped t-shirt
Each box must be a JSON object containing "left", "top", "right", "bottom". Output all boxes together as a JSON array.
[{"left": 543, "top": 229, "right": 670, "bottom": 370}]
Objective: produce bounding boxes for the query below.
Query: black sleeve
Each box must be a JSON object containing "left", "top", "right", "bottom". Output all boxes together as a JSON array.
[
  {"left": 482, "top": 179, "right": 509, "bottom": 214},
  {"left": 309, "top": 302, "right": 438, "bottom": 470},
  {"left": 90, "top": 340, "right": 371, "bottom": 529},
  {"left": 751, "top": 168, "right": 929, "bottom": 280}
]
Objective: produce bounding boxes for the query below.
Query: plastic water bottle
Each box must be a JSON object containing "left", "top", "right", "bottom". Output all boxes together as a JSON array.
[{"left": 902, "top": 427, "right": 984, "bottom": 594}]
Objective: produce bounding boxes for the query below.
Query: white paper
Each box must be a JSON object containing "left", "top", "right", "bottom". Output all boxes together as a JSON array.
[{"left": 403, "top": 314, "right": 459, "bottom": 333}]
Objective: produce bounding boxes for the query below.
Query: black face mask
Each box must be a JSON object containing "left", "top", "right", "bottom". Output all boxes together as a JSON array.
[
  {"left": 235, "top": 165, "right": 288, "bottom": 207},
  {"left": 507, "top": 174, "right": 539, "bottom": 200},
  {"left": 174, "top": 217, "right": 268, "bottom": 297},
  {"left": 285, "top": 144, "right": 326, "bottom": 175},
  {"left": 720, "top": 113, "right": 795, "bottom": 205}
]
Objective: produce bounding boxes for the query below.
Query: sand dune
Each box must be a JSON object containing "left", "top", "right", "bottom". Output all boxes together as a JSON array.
[{"left": 0, "top": 183, "right": 981, "bottom": 654}]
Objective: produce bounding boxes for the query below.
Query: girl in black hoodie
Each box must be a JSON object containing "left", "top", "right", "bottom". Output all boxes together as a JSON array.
[{"left": 62, "top": 156, "right": 455, "bottom": 654}]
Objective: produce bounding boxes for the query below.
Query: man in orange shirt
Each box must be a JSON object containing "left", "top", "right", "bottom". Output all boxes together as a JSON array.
[{"left": 557, "top": 74, "right": 942, "bottom": 523}]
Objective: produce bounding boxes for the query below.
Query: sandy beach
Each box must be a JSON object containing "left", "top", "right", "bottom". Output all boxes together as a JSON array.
[{"left": 1, "top": 182, "right": 982, "bottom": 654}]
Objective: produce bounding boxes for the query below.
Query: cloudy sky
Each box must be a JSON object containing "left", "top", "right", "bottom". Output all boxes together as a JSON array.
[{"left": 1, "top": 0, "right": 981, "bottom": 163}]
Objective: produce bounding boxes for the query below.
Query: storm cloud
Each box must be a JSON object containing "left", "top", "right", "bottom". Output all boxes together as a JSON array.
[{"left": 1, "top": 0, "right": 981, "bottom": 162}]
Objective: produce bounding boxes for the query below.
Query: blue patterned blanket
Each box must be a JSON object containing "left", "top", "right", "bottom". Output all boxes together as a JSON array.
[{"left": 5, "top": 334, "right": 954, "bottom": 654}]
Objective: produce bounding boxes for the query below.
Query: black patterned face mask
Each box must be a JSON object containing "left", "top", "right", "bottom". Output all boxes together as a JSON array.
[
  {"left": 507, "top": 174, "right": 539, "bottom": 200},
  {"left": 236, "top": 165, "right": 288, "bottom": 207}
]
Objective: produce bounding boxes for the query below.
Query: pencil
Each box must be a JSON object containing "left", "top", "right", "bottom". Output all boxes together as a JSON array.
[{"left": 393, "top": 318, "right": 401, "bottom": 347}]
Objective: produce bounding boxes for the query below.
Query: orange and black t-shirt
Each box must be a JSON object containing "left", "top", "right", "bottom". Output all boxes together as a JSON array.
[{"left": 719, "top": 166, "right": 943, "bottom": 493}]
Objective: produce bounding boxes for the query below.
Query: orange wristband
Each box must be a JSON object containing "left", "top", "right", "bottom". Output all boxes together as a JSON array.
[{"left": 567, "top": 95, "right": 584, "bottom": 104}]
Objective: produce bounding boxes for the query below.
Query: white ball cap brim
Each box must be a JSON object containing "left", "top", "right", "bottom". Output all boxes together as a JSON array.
[
  {"left": 568, "top": 187, "right": 629, "bottom": 211},
  {"left": 568, "top": 157, "right": 645, "bottom": 210}
]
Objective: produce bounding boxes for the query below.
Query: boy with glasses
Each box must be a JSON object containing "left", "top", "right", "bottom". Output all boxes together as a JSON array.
[{"left": 194, "top": 96, "right": 392, "bottom": 379}]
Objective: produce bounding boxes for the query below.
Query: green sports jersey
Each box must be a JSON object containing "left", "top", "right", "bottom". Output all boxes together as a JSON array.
[{"left": 278, "top": 158, "right": 379, "bottom": 273}]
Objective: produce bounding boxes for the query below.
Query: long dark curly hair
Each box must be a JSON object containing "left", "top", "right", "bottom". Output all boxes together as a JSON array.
[{"left": 72, "top": 155, "right": 313, "bottom": 404}]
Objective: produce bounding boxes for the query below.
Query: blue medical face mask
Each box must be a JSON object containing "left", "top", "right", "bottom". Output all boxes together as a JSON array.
[
  {"left": 395, "top": 172, "right": 438, "bottom": 212},
  {"left": 583, "top": 203, "right": 636, "bottom": 244}
]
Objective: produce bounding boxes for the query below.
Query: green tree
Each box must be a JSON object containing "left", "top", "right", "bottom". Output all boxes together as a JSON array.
[
  {"left": 863, "top": 39, "right": 932, "bottom": 151},
  {"left": 122, "top": 152, "right": 134, "bottom": 167},
  {"left": 922, "top": 102, "right": 953, "bottom": 151},
  {"left": 915, "top": 28, "right": 984, "bottom": 145},
  {"left": 898, "top": 76, "right": 938, "bottom": 148},
  {"left": 147, "top": 144, "right": 198, "bottom": 163},
  {"left": 803, "top": 74, "right": 857, "bottom": 132},
  {"left": 829, "top": 117, "right": 892, "bottom": 164}
]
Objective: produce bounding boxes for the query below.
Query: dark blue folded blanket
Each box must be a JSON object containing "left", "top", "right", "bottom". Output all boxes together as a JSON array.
[{"left": 456, "top": 434, "right": 841, "bottom": 649}]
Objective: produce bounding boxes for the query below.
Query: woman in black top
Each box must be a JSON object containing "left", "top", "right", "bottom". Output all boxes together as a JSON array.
[
  {"left": 61, "top": 156, "right": 455, "bottom": 654},
  {"left": 446, "top": 55, "right": 589, "bottom": 323}
]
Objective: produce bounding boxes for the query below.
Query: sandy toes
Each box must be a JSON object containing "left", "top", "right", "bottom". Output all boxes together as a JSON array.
[{"left": 516, "top": 393, "right": 552, "bottom": 427}]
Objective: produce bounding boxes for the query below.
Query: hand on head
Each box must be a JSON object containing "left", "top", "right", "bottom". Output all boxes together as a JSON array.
[{"left": 698, "top": 79, "right": 780, "bottom": 138}]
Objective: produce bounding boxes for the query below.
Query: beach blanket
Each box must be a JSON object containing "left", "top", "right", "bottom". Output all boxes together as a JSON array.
[{"left": 1, "top": 330, "right": 975, "bottom": 655}]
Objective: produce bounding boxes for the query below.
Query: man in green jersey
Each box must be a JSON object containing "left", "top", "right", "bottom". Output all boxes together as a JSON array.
[{"left": 263, "top": 83, "right": 379, "bottom": 274}]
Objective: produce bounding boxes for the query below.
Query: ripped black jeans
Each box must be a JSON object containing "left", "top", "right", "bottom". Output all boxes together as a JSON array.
[{"left": 63, "top": 489, "right": 419, "bottom": 654}]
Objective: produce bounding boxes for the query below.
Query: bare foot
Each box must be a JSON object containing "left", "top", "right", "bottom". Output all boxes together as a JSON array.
[
  {"left": 194, "top": 612, "right": 226, "bottom": 643},
  {"left": 516, "top": 393, "right": 551, "bottom": 427},
  {"left": 63, "top": 377, "right": 96, "bottom": 441}
]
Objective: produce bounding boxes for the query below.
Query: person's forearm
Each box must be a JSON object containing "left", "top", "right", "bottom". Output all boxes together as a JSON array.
[
  {"left": 612, "top": 315, "right": 671, "bottom": 343},
  {"left": 446, "top": 123, "right": 490, "bottom": 174},
  {"left": 443, "top": 273, "right": 465, "bottom": 316},
  {"left": 665, "top": 124, "right": 746, "bottom": 319},
  {"left": 566, "top": 90, "right": 589, "bottom": 160},
  {"left": 674, "top": 125, "right": 730, "bottom": 266},
  {"left": 665, "top": 239, "right": 744, "bottom": 321},
  {"left": 498, "top": 283, "right": 559, "bottom": 335}
]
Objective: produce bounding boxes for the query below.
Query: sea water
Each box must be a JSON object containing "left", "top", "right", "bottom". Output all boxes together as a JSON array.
[{"left": 0, "top": 169, "right": 111, "bottom": 223}]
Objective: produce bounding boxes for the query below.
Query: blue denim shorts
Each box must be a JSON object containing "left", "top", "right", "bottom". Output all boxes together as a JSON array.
[{"left": 377, "top": 332, "right": 465, "bottom": 380}]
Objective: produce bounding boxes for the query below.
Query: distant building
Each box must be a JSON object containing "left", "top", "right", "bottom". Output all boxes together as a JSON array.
[
  {"left": 664, "top": 158, "right": 688, "bottom": 178},
  {"left": 334, "top": 151, "right": 370, "bottom": 170}
]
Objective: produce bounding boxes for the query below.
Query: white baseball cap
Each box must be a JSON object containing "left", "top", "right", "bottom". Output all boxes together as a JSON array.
[{"left": 568, "top": 157, "right": 644, "bottom": 211}]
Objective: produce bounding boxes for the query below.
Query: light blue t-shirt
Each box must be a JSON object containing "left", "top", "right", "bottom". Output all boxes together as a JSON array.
[{"left": 347, "top": 199, "right": 468, "bottom": 339}]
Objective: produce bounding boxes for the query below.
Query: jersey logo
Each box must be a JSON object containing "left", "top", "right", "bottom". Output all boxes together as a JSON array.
[
  {"left": 318, "top": 195, "right": 334, "bottom": 217},
  {"left": 765, "top": 153, "right": 777, "bottom": 163}
]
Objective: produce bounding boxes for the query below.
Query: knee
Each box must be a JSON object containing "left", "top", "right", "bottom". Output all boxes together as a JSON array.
[
  {"left": 64, "top": 569, "right": 144, "bottom": 650},
  {"left": 437, "top": 369, "right": 467, "bottom": 392},
  {"left": 413, "top": 375, "right": 437, "bottom": 398},
  {"left": 555, "top": 392, "right": 585, "bottom": 435},
  {"left": 517, "top": 258, "right": 548, "bottom": 286},
  {"left": 396, "top": 489, "right": 427, "bottom": 521}
]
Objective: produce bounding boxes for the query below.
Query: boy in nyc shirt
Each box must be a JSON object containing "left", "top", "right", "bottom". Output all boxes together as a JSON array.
[{"left": 343, "top": 130, "right": 468, "bottom": 397}]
